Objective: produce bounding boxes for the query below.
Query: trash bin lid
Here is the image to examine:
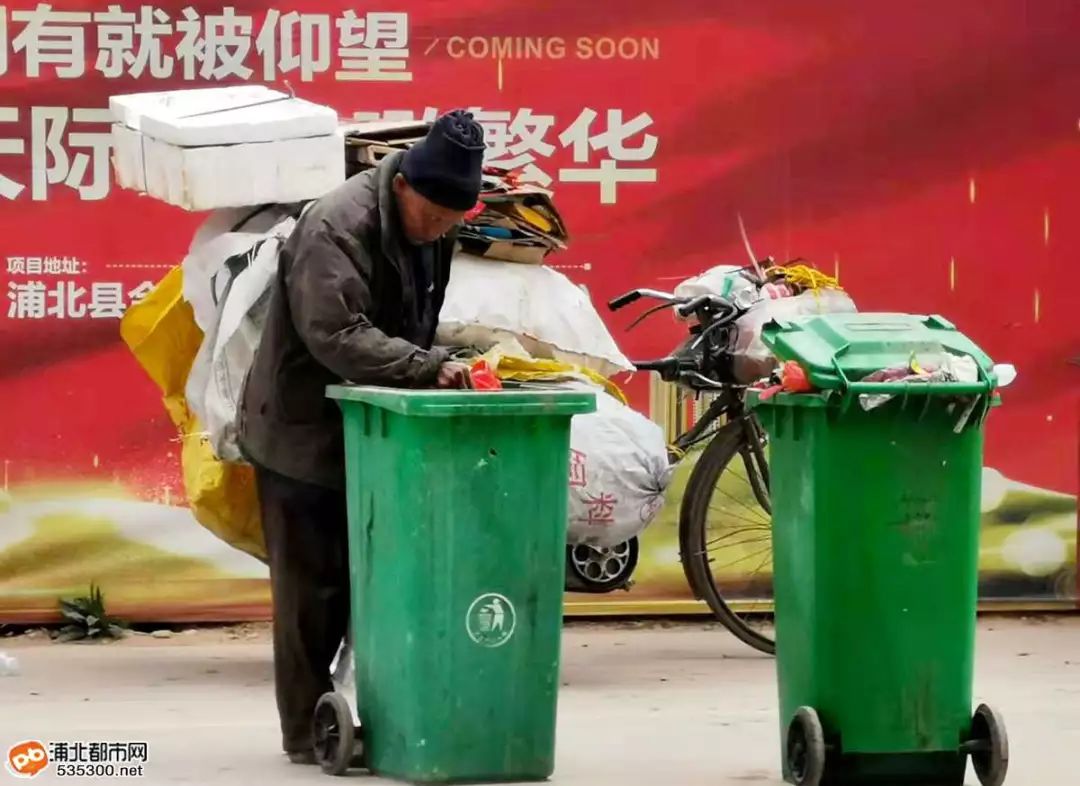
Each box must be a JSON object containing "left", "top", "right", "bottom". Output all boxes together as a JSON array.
[
  {"left": 326, "top": 385, "right": 596, "bottom": 417},
  {"left": 761, "top": 313, "right": 996, "bottom": 391}
]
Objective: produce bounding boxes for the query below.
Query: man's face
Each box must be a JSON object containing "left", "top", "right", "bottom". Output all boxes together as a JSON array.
[{"left": 393, "top": 174, "right": 468, "bottom": 244}]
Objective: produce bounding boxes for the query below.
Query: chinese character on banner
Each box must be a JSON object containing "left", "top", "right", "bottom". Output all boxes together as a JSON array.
[
  {"left": 175, "top": 6, "right": 206, "bottom": 80},
  {"left": 558, "top": 108, "right": 658, "bottom": 204},
  {"left": 89, "top": 742, "right": 108, "bottom": 763},
  {"left": 62, "top": 256, "right": 82, "bottom": 274},
  {"left": 26, "top": 256, "right": 43, "bottom": 274},
  {"left": 6, "top": 256, "right": 25, "bottom": 274},
  {"left": 95, "top": 4, "right": 174, "bottom": 79},
  {"left": 94, "top": 4, "right": 135, "bottom": 78},
  {"left": 128, "top": 743, "right": 149, "bottom": 763},
  {"left": 335, "top": 11, "right": 411, "bottom": 82},
  {"left": 11, "top": 3, "right": 92, "bottom": 79},
  {"left": 31, "top": 107, "right": 113, "bottom": 201},
  {"left": 48, "top": 742, "right": 69, "bottom": 763},
  {"left": 256, "top": 10, "right": 330, "bottom": 82},
  {"left": 583, "top": 492, "right": 617, "bottom": 526},
  {"left": 108, "top": 742, "right": 129, "bottom": 762},
  {"left": 70, "top": 742, "right": 88, "bottom": 763},
  {"left": 44, "top": 255, "right": 62, "bottom": 274},
  {"left": 88, "top": 282, "right": 124, "bottom": 318},
  {"left": 201, "top": 6, "right": 253, "bottom": 80},
  {"left": 569, "top": 449, "right": 588, "bottom": 488},
  {"left": 0, "top": 107, "right": 26, "bottom": 200},
  {"left": 474, "top": 108, "right": 557, "bottom": 186},
  {"left": 46, "top": 281, "right": 88, "bottom": 318},
  {"left": 128, "top": 280, "right": 155, "bottom": 304}
]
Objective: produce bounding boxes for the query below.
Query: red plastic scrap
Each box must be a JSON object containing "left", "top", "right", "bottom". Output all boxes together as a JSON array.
[
  {"left": 758, "top": 361, "right": 814, "bottom": 401},
  {"left": 469, "top": 360, "right": 503, "bottom": 391}
]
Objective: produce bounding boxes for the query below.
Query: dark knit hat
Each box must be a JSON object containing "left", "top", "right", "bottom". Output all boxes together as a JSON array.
[{"left": 400, "top": 110, "right": 486, "bottom": 211}]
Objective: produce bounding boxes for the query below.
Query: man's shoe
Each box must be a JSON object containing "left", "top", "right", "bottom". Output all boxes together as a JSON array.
[{"left": 286, "top": 750, "right": 317, "bottom": 765}]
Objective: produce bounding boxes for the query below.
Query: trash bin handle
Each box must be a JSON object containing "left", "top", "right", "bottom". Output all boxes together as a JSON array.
[
  {"left": 842, "top": 380, "right": 992, "bottom": 396},
  {"left": 830, "top": 354, "right": 996, "bottom": 397}
]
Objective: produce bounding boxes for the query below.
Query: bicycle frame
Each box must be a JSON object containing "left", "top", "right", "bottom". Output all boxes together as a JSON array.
[{"left": 670, "top": 389, "right": 744, "bottom": 455}]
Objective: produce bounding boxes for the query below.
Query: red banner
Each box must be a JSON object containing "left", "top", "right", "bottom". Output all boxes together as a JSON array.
[{"left": 0, "top": 1, "right": 1077, "bottom": 620}]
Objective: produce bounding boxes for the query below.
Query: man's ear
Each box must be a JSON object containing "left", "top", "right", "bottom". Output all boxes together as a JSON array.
[{"left": 393, "top": 173, "right": 407, "bottom": 197}]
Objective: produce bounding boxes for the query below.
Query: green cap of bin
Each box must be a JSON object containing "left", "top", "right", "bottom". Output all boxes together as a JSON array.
[{"left": 761, "top": 312, "right": 996, "bottom": 391}]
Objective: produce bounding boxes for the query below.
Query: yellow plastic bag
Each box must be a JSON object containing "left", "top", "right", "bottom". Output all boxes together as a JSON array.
[
  {"left": 121, "top": 266, "right": 266, "bottom": 562},
  {"left": 119, "top": 265, "right": 202, "bottom": 430},
  {"left": 180, "top": 429, "right": 265, "bottom": 561},
  {"left": 479, "top": 348, "right": 627, "bottom": 404}
]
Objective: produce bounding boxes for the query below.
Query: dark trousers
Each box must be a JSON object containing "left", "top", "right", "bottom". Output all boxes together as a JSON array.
[{"left": 255, "top": 465, "right": 351, "bottom": 753}]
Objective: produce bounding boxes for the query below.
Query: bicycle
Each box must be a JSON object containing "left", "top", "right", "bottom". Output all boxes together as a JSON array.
[{"left": 605, "top": 281, "right": 776, "bottom": 655}]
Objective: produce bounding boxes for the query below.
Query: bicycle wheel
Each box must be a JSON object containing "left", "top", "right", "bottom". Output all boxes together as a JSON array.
[{"left": 680, "top": 417, "right": 775, "bottom": 654}]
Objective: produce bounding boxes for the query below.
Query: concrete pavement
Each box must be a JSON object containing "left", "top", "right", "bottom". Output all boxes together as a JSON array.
[{"left": 1, "top": 618, "right": 1077, "bottom": 785}]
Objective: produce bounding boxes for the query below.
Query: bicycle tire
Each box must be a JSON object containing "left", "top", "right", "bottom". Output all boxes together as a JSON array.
[{"left": 679, "top": 418, "right": 776, "bottom": 655}]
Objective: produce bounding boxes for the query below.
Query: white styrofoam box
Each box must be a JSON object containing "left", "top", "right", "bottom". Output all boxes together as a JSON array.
[
  {"left": 111, "top": 124, "right": 345, "bottom": 211},
  {"left": 139, "top": 97, "right": 338, "bottom": 147},
  {"left": 110, "top": 87, "right": 338, "bottom": 146},
  {"left": 110, "top": 86, "right": 279, "bottom": 132},
  {"left": 111, "top": 123, "right": 147, "bottom": 192}
]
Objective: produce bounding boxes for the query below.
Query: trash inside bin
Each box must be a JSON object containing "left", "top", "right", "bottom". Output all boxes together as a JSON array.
[
  {"left": 750, "top": 313, "right": 1009, "bottom": 786},
  {"left": 318, "top": 386, "right": 594, "bottom": 782}
]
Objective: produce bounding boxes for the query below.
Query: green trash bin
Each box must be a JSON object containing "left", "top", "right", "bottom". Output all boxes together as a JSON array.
[
  {"left": 316, "top": 386, "right": 595, "bottom": 782},
  {"left": 750, "top": 314, "right": 1009, "bottom": 786}
]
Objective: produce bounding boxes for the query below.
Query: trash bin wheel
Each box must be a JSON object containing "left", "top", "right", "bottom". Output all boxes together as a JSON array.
[
  {"left": 313, "top": 692, "right": 361, "bottom": 776},
  {"left": 968, "top": 703, "right": 1008, "bottom": 786},
  {"left": 785, "top": 706, "right": 826, "bottom": 786}
]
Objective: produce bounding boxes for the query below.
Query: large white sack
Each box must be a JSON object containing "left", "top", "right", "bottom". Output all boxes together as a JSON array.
[
  {"left": 568, "top": 392, "right": 672, "bottom": 548},
  {"left": 185, "top": 213, "right": 300, "bottom": 462},
  {"left": 437, "top": 255, "right": 633, "bottom": 378}
]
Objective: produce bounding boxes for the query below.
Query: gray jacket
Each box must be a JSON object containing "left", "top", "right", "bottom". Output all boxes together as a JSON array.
[{"left": 239, "top": 152, "right": 454, "bottom": 488}]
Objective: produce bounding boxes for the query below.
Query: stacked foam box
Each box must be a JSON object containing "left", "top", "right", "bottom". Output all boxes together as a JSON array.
[{"left": 110, "top": 86, "right": 345, "bottom": 211}]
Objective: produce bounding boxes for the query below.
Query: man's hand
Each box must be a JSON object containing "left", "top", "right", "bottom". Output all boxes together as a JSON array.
[{"left": 436, "top": 361, "right": 474, "bottom": 389}]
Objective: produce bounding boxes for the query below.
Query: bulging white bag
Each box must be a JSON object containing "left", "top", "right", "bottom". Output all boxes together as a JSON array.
[
  {"left": 567, "top": 392, "right": 673, "bottom": 548},
  {"left": 183, "top": 205, "right": 301, "bottom": 331},
  {"left": 185, "top": 212, "right": 301, "bottom": 462},
  {"left": 732, "top": 289, "right": 856, "bottom": 382},
  {"left": 674, "top": 264, "right": 757, "bottom": 303},
  {"left": 437, "top": 255, "right": 633, "bottom": 378}
]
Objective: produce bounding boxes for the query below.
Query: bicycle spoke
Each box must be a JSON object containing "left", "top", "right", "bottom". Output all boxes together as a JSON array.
[
  {"left": 726, "top": 465, "right": 758, "bottom": 493},
  {"left": 703, "top": 532, "right": 770, "bottom": 552},
  {"left": 703, "top": 523, "right": 771, "bottom": 544},
  {"left": 705, "top": 508, "right": 772, "bottom": 530},
  {"left": 711, "top": 485, "right": 770, "bottom": 523},
  {"left": 704, "top": 529, "right": 773, "bottom": 546},
  {"left": 741, "top": 550, "right": 774, "bottom": 584},
  {"left": 710, "top": 544, "right": 773, "bottom": 571}
]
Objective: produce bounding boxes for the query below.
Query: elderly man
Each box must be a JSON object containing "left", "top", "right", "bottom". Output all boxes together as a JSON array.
[{"left": 239, "top": 110, "right": 485, "bottom": 762}]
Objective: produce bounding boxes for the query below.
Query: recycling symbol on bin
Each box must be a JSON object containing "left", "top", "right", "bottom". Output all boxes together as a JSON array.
[{"left": 466, "top": 593, "right": 517, "bottom": 648}]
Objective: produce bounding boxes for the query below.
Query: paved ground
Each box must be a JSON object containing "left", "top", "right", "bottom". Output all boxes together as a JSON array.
[{"left": 1, "top": 617, "right": 1078, "bottom": 785}]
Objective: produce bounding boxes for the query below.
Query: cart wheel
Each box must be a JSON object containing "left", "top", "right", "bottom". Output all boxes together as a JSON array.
[
  {"left": 969, "top": 703, "right": 1009, "bottom": 786},
  {"left": 786, "top": 707, "right": 826, "bottom": 786},
  {"left": 313, "top": 692, "right": 360, "bottom": 776}
]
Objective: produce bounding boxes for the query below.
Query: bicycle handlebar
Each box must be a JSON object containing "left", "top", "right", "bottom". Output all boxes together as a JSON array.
[
  {"left": 630, "top": 356, "right": 699, "bottom": 374},
  {"left": 608, "top": 291, "right": 642, "bottom": 310},
  {"left": 613, "top": 287, "right": 744, "bottom": 389},
  {"left": 608, "top": 288, "right": 682, "bottom": 311},
  {"left": 610, "top": 288, "right": 735, "bottom": 316},
  {"left": 631, "top": 358, "right": 677, "bottom": 373}
]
